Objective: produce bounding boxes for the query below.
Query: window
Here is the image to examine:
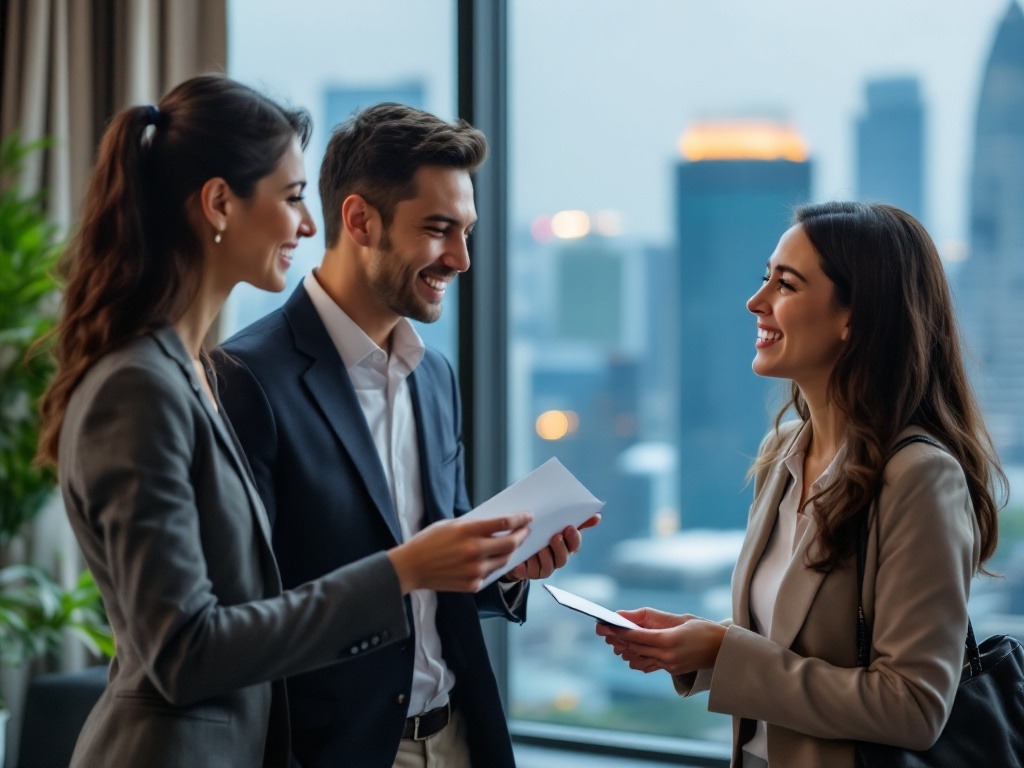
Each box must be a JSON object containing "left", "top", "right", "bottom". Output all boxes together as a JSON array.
[
  {"left": 224, "top": 0, "right": 457, "bottom": 359},
  {"left": 225, "top": 1, "right": 1024, "bottom": 759},
  {"left": 505, "top": 0, "right": 1024, "bottom": 750}
]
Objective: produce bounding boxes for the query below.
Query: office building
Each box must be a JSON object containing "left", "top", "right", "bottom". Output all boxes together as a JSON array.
[
  {"left": 675, "top": 120, "right": 812, "bottom": 529},
  {"left": 962, "top": 1, "right": 1024, "bottom": 462},
  {"left": 856, "top": 76, "right": 925, "bottom": 221}
]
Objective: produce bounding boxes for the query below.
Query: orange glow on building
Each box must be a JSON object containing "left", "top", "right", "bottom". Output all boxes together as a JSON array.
[{"left": 679, "top": 121, "right": 809, "bottom": 162}]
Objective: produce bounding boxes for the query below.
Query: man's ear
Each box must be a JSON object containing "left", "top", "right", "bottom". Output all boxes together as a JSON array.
[
  {"left": 341, "top": 194, "right": 377, "bottom": 247},
  {"left": 198, "top": 177, "right": 233, "bottom": 234}
]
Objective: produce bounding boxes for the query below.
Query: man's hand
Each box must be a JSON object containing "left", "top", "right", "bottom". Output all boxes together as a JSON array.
[
  {"left": 500, "top": 514, "right": 601, "bottom": 582},
  {"left": 387, "top": 513, "right": 532, "bottom": 594}
]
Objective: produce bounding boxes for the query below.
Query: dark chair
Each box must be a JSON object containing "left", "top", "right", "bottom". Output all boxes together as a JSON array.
[{"left": 16, "top": 666, "right": 106, "bottom": 768}]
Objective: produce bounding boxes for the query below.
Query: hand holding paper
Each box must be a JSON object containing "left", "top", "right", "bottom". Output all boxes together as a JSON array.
[
  {"left": 461, "top": 458, "right": 605, "bottom": 589},
  {"left": 387, "top": 512, "right": 532, "bottom": 594},
  {"left": 501, "top": 513, "right": 601, "bottom": 582}
]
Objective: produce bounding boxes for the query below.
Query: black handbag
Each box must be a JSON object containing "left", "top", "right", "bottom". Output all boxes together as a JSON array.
[{"left": 855, "top": 435, "right": 1024, "bottom": 768}]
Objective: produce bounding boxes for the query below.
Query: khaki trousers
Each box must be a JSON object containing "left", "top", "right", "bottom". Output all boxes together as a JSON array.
[{"left": 393, "top": 707, "right": 472, "bottom": 768}]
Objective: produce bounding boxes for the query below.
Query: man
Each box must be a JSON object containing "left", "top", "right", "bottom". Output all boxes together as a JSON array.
[{"left": 218, "top": 103, "right": 596, "bottom": 767}]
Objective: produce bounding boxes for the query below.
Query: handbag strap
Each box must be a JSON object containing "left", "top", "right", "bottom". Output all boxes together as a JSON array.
[{"left": 855, "top": 434, "right": 982, "bottom": 676}]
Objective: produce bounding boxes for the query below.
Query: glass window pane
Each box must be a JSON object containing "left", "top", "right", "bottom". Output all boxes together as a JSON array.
[
  {"left": 224, "top": 0, "right": 457, "bottom": 360},
  {"left": 507, "top": 0, "right": 1023, "bottom": 747}
]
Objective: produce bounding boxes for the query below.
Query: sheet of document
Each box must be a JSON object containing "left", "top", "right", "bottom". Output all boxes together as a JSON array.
[
  {"left": 463, "top": 457, "right": 605, "bottom": 589},
  {"left": 544, "top": 584, "right": 640, "bottom": 629}
]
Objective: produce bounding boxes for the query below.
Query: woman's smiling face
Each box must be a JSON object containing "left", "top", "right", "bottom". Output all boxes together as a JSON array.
[{"left": 746, "top": 224, "right": 851, "bottom": 400}]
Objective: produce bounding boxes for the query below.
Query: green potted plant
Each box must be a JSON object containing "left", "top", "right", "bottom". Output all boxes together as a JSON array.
[
  {"left": 0, "top": 134, "right": 60, "bottom": 551},
  {"left": 0, "top": 134, "right": 113, "bottom": 763}
]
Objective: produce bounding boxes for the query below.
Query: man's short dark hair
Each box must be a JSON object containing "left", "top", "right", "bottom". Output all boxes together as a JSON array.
[{"left": 319, "top": 102, "right": 488, "bottom": 247}]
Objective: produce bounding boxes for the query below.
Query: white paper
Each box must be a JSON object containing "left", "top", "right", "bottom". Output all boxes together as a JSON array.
[
  {"left": 463, "top": 458, "right": 604, "bottom": 589},
  {"left": 543, "top": 584, "right": 639, "bottom": 629}
]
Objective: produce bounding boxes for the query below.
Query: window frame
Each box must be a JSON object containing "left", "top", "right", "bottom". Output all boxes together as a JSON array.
[{"left": 455, "top": 2, "right": 729, "bottom": 763}]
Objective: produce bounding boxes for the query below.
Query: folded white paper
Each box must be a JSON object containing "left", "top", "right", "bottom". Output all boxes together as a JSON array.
[{"left": 463, "top": 458, "right": 604, "bottom": 589}]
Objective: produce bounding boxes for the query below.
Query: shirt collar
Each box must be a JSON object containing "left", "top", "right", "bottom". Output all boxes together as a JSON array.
[
  {"left": 303, "top": 270, "right": 425, "bottom": 374},
  {"left": 781, "top": 422, "right": 846, "bottom": 491}
]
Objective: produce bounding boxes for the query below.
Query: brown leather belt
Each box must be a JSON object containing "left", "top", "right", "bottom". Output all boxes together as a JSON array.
[{"left": 402, "top": 702, "right": 451, "bottom": 741}]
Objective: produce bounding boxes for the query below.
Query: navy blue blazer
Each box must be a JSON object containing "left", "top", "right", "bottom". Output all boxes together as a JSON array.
[{"left": 217, "top": 284, "right": 525, "bottom": 768}]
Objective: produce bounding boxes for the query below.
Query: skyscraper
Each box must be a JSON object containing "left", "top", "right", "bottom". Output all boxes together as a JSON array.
[
  {"left": 856, "top": 77, "right": 925, "bottom": 221},
  {"left": 962, "top": 1, "right": 1024, "bottom": 463},
  {"left": 675, "top": 120, "right": 812, "bottom": 528},
  {"left": 518, "top": 223, "right": 653, "bottom": 571}
]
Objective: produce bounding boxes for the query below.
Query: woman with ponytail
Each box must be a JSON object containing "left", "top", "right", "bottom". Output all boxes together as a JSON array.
[
  {"left": 597, "top": 202, "right": 1005, "bottom": 767},
  {"left": 38, "top": 75, "right": 529, "bottom": 767}
]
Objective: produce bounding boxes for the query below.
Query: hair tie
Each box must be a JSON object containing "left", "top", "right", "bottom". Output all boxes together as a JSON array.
[{"left": 143, "top": 105, "right": 162, "bottom": 127}]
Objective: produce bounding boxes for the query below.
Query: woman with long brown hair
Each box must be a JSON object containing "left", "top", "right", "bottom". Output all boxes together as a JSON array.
[
  {"left": 597, "top": 202, "right": 1004, "bottom": 767},
  {"left": 38, "top": 75, "right": 529, "bottom": 768}
]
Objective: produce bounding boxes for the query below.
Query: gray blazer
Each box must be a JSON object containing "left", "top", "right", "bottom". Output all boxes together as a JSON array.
[
  {"left": 676, "top": 421, "right": 979, "bottom": 768},
  {"left": 58, "top": 327, "right": 410, "bottom": 768}
]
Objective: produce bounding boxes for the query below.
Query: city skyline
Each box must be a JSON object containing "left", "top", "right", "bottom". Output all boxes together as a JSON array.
[
  {"left": 228, "top": 0, "right": 1024, "bottom": 476},
  {"left": 231, "top": 0, "right": 1015, "bottom": 253},
  {"left": 961, "top": 0, "right": 1024, "bottom": 463},
  {"left": 856, "top": 76, "right": 924, "bottom": 219},
  {"left": 224, "top": 1, "right": 1024, "bottom": 740}
]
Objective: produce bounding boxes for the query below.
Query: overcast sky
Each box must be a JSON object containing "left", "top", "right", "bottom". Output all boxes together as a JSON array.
[{"left": 230, "top": 0, "right": 1015, "bottom": 253}]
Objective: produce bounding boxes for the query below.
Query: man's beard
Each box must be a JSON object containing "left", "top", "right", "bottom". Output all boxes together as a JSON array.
[{"left": 369, "top": 228, "right": 452, "bottom": 324}]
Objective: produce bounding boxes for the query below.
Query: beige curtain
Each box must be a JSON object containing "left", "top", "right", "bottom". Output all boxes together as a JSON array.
[
  {"left": 2, "top": 0, "right": 227, "bottom": 226},
  {"left": 1, "top": 0, "right": 228, "bottom": 595},
  {"left": 0, "top": 0, "right": 226, "bottom": 755}
]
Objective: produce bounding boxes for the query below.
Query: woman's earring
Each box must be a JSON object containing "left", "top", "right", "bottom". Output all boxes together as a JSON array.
[{"left": 214, "top": 228, "right": 223, "bottom": 245}]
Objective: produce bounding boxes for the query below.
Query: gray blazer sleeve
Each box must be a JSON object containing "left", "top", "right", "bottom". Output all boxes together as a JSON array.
[{"left": 61, "top": 360, "right": 410, "bottom": 707}]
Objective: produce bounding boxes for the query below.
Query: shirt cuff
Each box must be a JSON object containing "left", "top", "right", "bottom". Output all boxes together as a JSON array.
[{"left": 497, "top": 578, "right": 527, "bottom": 611}]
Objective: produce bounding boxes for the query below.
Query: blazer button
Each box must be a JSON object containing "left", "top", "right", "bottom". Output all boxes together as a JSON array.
[
  {"left": 360, "top": 640, "right": 369, "bottom": 650},
  {"left": 349, "top": 646, "right": 359, "bottom": 655},
  {"left": 397, "top": 693, "right": 407, "bottom": 705},
  {"left": 371, "top": 635, "right": 380, "bottom": 645},
  {"left": 382, "top": 630, "right": 390, "bottom": 640}
]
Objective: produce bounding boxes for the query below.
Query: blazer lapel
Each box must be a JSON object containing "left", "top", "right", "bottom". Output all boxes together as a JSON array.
[
  {"left": 740, "top": 420, "right": 830, "bottom": 649},
  {"left": 284, "top": 287, "right": 404, "bottom": 544},
  {"left": 770, "top": 515, "right": 828, "bottom": 649},
  {"left": 408, "top": 371, "right": 446, "bottom": 525},
  {"left": 151, "top": 326, "right": 275, "bottom": 548},
  {"left": 732, "top": 461, "right": 790, "bottom": 629}
]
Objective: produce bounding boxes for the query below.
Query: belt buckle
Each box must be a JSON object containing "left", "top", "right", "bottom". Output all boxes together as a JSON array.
[{"left": 412, "top": 702, "right": 449, "bottom": 741}]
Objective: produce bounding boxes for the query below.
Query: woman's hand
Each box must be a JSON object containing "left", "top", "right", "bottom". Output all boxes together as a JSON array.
[
  {"left": 595, "top": 608, "right": 727, "bottom": 676},
  {"left": 387, "top": 513, "right": 532, "bottom": 594}
]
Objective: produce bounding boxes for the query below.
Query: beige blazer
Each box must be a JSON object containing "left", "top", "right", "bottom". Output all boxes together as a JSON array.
[{"left": 676, "top": 421, "right": 980, "bottom": 768}]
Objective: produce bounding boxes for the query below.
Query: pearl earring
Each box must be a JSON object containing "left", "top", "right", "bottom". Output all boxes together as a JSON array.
[{"left": 214, "top": 229, "right": 223, "bottom": 244}]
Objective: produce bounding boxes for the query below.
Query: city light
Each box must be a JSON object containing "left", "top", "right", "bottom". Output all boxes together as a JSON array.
[
  {"left": 535, "top": 410, "right": 579, "bottom": 440},
  {"left": 530, "top": 214, "right": 554, "bottom": 243},
  {"left": 550, "top": 210, "right": 591, "bottom": 239},
  {"left": 593, "top": 210, "right": 623, "bottom": 237},
  {"left": 679, "top": 120, "right": 809, "bottom": 162}
]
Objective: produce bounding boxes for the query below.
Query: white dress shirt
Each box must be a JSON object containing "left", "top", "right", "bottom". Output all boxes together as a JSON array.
[
  {"left": 304, "top": 271, "right": 454, "bottom": 716},
  {"left": 742, "top": 427, "right": 844, "bottom": 765}
]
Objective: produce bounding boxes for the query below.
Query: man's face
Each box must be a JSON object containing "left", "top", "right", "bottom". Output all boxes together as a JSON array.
[{"left": 365, "top": 165, "right": 477, "bottom": 324}]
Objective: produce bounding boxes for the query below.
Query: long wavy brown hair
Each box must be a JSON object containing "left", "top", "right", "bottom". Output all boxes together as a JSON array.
[
  {"left": 37, "top": 75, "right": 311, "bottom": 466},
  {"left": 755, "top": 201, "right": 1004, "bottom": 571}
]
